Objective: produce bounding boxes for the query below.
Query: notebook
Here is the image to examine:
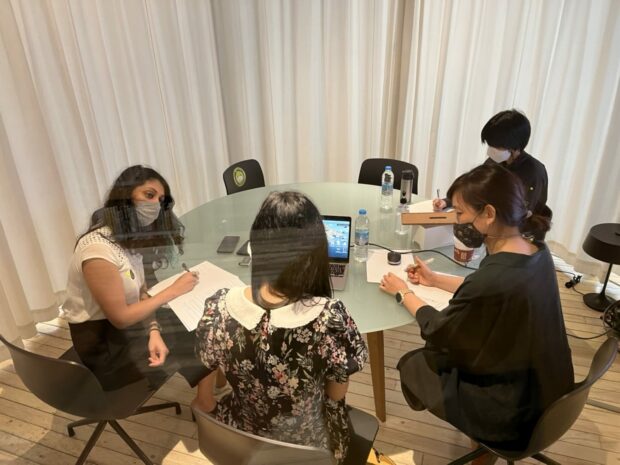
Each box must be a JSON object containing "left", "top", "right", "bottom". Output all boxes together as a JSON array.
[{"left": 322, "top": 215, "right": 351, "bottom": 291}]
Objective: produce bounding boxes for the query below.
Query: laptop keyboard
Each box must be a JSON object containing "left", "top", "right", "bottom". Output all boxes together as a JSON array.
[{"left": 330, "top": 263, "right": 346, "bottom": 277}]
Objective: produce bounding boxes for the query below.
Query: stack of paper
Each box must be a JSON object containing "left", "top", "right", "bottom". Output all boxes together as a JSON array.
[
  {"left": 365, "top": 250, "right": 453, "bottom": 310},
  {"left": 148, "top": 261, "right": 246, "bottom": 331}
]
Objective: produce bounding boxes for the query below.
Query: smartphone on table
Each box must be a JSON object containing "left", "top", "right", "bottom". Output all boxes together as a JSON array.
[{"left": 217, "top": 235, "right": 240, "bottom": 253}]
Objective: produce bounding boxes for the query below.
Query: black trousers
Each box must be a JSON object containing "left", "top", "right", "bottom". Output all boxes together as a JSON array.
[{"left": 69, "top": 308, "right": 210, "bottom": 391}]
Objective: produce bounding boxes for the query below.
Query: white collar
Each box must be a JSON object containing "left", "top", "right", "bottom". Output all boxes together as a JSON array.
[{"left": 225, "top": 287, "right": 328, "bottom": 330}]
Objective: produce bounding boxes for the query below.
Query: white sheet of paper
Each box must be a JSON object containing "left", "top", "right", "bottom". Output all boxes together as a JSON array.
[
  {"left": 366, "top": 249, "right": 454, "bottom": 310},
  {"left": 148, "top": 261, "right": 246, "bottom": 331}
]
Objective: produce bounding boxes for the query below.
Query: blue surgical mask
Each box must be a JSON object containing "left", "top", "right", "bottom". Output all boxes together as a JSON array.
[{"left": 135, "top": 201, "right": 161, "bottom": 226}]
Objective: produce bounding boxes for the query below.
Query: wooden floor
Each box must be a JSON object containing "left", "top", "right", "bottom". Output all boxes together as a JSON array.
[{"left": 1, "top": 271, "right": 619, "bottom": 465}]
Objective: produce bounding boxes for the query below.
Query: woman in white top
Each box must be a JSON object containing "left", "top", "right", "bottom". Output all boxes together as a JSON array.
[{"left": 62, "top": 165, "right": 213, "bottom": 411}]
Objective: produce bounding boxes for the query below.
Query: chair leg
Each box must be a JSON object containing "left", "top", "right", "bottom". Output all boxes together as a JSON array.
[
  {"left": 67, "top": 418, "right": 100, "bottom": 437},
  {"left": 135, "top": 401, "right": 181, "bottom": 416},
  {"left": 108, "top": 420, "right": 154, "bottom": 465},
  {"left": 448, "top": 447, "right": 488, "bottom": 464},
  {"left": 75, "top": 421, "right": 107, "bottom": 465},
  {"left": 531, "top": 453, "right": 562, "bottom": 465}
]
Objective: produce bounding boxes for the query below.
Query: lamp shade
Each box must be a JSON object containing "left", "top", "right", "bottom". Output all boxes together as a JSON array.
[{"left": 582, "top": 223, "right": 620, "bottom": 264}]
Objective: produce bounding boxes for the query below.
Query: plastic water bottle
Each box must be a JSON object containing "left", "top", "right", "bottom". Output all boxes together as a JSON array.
[
  {"left": 354, "top": 209, "right": 370, "bottom": 262},
  {"left": 380, "top": 166, "right": 394, "bottom": 211},
  {"left": 395, "top": 197, "right": 408, "bottom": 235}
]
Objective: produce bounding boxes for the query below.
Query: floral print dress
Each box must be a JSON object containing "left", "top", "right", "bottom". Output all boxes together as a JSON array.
[{"left": 195, "top": 287, "right": 368, "bottom": 463}]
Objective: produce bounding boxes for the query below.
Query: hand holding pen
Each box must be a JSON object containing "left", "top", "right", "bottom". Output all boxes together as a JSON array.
[
  {"left": 405, "top": 257, "right": 436, "bottom": 287},
  {"left": 432, "top": 188, "right": 447, "bottom": 211},
  {"left": 170, "top": 263, "right": 200, "bottom": 296}
]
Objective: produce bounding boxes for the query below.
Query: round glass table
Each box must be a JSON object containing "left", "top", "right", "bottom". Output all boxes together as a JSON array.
[{"left": 163, "top": 182, "right": 475, "bottom": 421}]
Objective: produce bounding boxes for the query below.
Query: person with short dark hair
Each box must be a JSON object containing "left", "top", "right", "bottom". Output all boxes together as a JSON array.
[
  {"left": 434, "top": 110, "right": 551, "bottom": 233},
  {"left": 195, "top": 191, "right": 369, "bottom": 464},
  {"left": 61, "top": 165, "right": 213, "bottom": 410},
  {"left": 381, "top": 164, "right": 573, "bottom": 463}
]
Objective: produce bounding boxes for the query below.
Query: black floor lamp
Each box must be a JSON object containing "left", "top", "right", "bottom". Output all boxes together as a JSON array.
[{"left": 582, "top": 223, "right": 620, "bottom": 311}]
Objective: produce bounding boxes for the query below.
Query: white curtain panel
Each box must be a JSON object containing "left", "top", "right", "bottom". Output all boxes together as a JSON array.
[{"left": 0, "top": 0, "right": 619, "bottom": 342}]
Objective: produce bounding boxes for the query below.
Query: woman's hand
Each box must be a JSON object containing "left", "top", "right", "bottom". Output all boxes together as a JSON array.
[
  {"left": 148, "top": 331, "right": 169, "bottom": 367},
  {"left": 432, "top": 198, "right": 447, "bottom": 211},
  {"left": 169, "top": 271, "right": 199, "bottom": 298},
  {"left": 379, "top": 272, "right": 410, "bottom": 296},
  {"left": 406, "top": 256, "right": 436, "bottom": 287}
]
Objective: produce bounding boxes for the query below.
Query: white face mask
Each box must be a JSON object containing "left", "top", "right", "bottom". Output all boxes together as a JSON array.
[
  {"left": 135, "top": 201, "right": 161, "bottom": 226},
  {"left": 487, "top": 146, "right": 511, "bottom": 163}
]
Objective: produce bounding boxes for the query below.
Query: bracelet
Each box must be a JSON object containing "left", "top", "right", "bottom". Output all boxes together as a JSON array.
[{"left": 148, "top": 322, "right": 162, "bottom": 333}]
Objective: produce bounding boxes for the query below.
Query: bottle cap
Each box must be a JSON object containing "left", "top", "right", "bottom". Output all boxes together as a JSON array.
[
  {"left": 385, "top": 165, "right": 392, "bottom": 170},
  {"left": 359, "top": 209, "right": 367, "bottom": 215}
]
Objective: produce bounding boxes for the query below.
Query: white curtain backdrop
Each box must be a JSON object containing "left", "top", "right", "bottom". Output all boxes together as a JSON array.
[{"left": 1, "top": 0, "right": 619, "bottom": 344}]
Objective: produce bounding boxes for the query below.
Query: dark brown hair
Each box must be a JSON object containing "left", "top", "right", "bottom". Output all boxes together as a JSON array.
[
  {"left": 84, "top": 165, "right": 184, "bottom": 254},
  {"left": 250, "top": 191, "right": 332, "bottom": 308},
  {"left": 447, "top": 163, "right": 550, "bottom": 238}
]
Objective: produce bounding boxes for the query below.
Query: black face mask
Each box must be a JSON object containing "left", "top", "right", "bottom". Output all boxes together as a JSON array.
[{"left": 453, "top": 218, "right": 485, "bottom": 248}]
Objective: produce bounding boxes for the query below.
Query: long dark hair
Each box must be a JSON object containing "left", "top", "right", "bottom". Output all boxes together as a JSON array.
[
  {"left": 250, "top": 191, "right": 332, "bottom": 308},
  {"left": 84, "top": 165, "right": 184, "bottom": 254},
  {"left": 447, "top": 163, "right": 550, "bottom": 238}
]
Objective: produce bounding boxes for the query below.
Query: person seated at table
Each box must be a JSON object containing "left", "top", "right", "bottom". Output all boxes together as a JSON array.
[
  {"left": 380, "top": 164, "right": 573, "bottom": 463},
  {"left": 61, "top": 165, "right": 217, "bottom": 411},
  {"left": 195, "top": 191, "right": 371, "bottom": 464},
  {"left": 433, "top": 110, "right": 552, "bottom": 236}
]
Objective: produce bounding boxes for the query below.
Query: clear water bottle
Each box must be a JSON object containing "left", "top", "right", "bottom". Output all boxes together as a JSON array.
[
  {"left": 380, "top": 165, "right": 394, "bottom": 211},
  {"left": 395, "top": 197, "right": 408, "bottom": 235},
  {"left": 354, "top": 209, "right": 370, "bottom": 262}
]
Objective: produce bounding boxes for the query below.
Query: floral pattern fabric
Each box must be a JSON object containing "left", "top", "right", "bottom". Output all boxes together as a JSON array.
[{"left": 195, "top": 288, "right": 368, "bottom": 463}]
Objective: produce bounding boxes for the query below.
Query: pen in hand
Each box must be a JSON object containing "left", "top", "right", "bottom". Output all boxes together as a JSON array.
[
  {"left": 182, "top": 263, "right": 191, "bottom": 273},
  {"left": 436, "top": 188, "right": 440, "bottom": 199},
  {"left": 405, "top": 257, "right": 434, "bottom": 273}
]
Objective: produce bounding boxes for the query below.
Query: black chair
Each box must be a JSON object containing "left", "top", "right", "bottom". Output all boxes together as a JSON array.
[
  {"left": 0, "top": 333, "right": 181, "bottom": 465},
  {"left": 223, "top": 159, "right": 266, "bottom": 195},
  {"left": 193, "top": 404, "right": 379, "bottom": 465},
  {"left": 448, "top": 337, "right": 618, "bottom": 465},
  {"left": 357, "top": 158, "right": 418, "bottom": 193}
]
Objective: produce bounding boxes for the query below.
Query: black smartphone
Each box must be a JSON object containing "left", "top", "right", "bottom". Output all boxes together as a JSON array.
[
  {"left": 217, "top": 235, "right": 240, "bottom": 253},
  {"left": 236, "top": 240, "right": 250, "bottom": 256}
]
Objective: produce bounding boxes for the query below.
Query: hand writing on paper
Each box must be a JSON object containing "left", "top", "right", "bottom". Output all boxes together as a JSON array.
[
  {"left": 432, "top": 198, "right": 447, "bottom": 211},
  {"left": 406, "top": 256, "right": 436, "bottom": 287}
]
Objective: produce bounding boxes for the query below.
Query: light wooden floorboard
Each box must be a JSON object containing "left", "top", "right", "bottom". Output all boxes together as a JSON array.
[{"left": 1, "top": 271, "right": 619, "bottom": 464}]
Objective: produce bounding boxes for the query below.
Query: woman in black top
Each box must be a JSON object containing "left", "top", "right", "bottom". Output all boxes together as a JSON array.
[
  {"left": 434, "top": 110, "right": 552, "bottom": 237},
  {"left": 380, "top": 164, "right": 573, "bottom": 460}
]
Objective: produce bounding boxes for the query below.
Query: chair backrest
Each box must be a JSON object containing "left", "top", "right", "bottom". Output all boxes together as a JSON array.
[
  {"left": 0, "top": 333, "right": 149, "bottom": 420},
  {"left": 358, "top": 158, "right": 418, "bottom": 193},
  {"left": 522, "top": 337, "right": 618, "bottom": 456},
  {"left": 223, "top": 159, "right": 266, "bottom": 195},
  {"left": 193, "top": 407, "right": 336, "bottom": 465}
]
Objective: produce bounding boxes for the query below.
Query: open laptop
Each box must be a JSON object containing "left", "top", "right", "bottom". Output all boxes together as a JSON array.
[{"left": 322, "top": 215, "right": 351, "bottom": 291}]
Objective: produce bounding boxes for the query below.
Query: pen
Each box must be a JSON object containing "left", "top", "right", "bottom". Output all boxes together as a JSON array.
[
  {"left": 436, "top": 188, "right": 440, "bottom": 199},
  {"left": 181, "top": 263, "right": 191, "bottom": 273},
  {"left": 405, "top": 257, "right": 434, "bottom": 273}
]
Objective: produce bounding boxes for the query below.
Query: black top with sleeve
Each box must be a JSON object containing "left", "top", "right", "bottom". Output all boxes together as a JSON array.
[
  {"left": 444, "top": 152, "right": 550, "bottom": 216},
  {"left": 483, "top": 152, "right": 549, "bottom": 215},
  {"left": 405, "top": 243, "right": 573, "bottom": 445}
]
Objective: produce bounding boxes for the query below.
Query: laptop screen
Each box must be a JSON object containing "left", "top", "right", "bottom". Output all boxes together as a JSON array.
[{"left": 322, "top": 216, "right": 351, "bottom": 262}]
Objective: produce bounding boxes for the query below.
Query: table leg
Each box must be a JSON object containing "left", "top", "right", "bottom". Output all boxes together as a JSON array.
[{"left": 367, "top": 330, "right": 386, "bottom": 422}]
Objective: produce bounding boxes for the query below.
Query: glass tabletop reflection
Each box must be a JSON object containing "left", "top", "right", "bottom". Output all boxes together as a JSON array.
[{"left": 166, "top": 182, "right": 478, "bottom": 334}]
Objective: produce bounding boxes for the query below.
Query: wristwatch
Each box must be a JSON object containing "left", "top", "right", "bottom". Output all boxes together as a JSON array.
[{"left": 395, "top": 289, "right": 414, "bottom": 305}]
